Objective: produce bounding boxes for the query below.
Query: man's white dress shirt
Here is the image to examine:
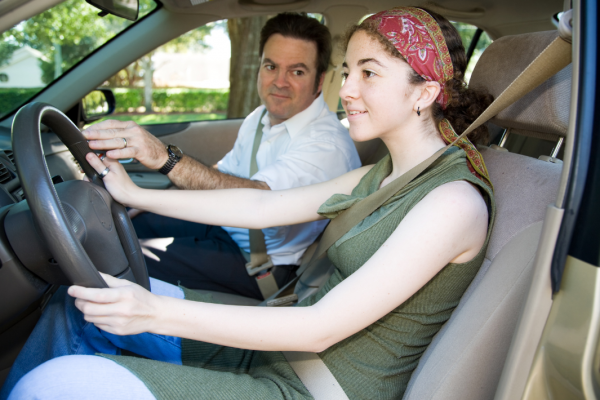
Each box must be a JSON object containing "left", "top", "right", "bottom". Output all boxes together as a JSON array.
[{"left": 217, "top": 93, "right": 361, "bottom": 266}]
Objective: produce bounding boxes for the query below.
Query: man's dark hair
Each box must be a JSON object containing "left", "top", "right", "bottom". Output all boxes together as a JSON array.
[{"left": 259, "top": 13, "right": 332, "bottom": 93}]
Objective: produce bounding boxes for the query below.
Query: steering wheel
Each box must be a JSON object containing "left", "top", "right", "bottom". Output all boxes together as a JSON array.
[{"left": 8, "top": 102, "right": 150, "bottom": 290}]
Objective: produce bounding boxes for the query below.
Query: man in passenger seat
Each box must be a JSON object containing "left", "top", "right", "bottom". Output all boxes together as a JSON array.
[{"left": 82, "top": 13, "right": 362, "bottom": 300}]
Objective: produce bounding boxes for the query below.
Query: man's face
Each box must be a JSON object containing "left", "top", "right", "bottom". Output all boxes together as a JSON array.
[{"left": 257, "top": 34, "right": 324, "bottom": 125}]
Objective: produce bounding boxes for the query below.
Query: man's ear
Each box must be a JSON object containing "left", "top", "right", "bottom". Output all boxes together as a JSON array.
[
  {"left": 414, "top": 81, "right": 441, "bottom": 111},
  {"left": 315, "top": 72, "right": 326, "bottom": 96}
]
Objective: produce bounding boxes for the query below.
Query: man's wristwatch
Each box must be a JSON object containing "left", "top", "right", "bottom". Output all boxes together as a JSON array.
[{"left": 158, "top": 144, "right": 183, "bottom": 175}]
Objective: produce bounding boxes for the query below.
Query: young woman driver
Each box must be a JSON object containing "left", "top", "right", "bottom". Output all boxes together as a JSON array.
[{"left": 3, "top": 7, "right": 495, "bottom": 400}]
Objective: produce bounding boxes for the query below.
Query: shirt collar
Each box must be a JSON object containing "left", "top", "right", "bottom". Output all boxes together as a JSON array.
[{"left": 262, "top": 93, "right": 326, "bottom": 138}]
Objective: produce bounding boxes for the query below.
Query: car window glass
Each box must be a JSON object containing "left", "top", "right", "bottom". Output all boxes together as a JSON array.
[
  {"left": 451, "top": 22, "right": 493, "bottom": 82},
  {"left": 90, "top": 14, "right": 324, "bottom": 126},
  {"left": 0, "top": 0, "right": 158, "bottom": 120}
]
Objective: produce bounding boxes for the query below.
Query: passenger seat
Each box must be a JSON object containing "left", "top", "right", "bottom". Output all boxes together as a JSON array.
[{"left": 403, "top": 30, "right": 570, "bottom": 399}]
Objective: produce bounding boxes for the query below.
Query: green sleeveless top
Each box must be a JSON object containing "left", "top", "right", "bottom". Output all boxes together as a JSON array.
[
  {"left": 103, "top": 146, "right": 495, "bottom": 400},
  {"left": 300, "top": 146, "right": 495, "bottom": 399}
]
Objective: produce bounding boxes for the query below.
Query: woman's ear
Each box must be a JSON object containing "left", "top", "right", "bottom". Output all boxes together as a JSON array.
[{"left": 414, "top": 81, "right": 441, "bottom": 112}]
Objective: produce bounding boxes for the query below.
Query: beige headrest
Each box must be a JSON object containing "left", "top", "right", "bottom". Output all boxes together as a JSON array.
[{"left": 469, "top": 31, "right": 571, "bottom": 140}]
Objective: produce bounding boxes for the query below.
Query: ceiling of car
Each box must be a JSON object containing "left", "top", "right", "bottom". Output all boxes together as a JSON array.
[
  {"left": 1, "top": 0, "right": 564, "bottom": 39},
  {"left": 160, "top": 0, "right": 565, "bottom": 38}
]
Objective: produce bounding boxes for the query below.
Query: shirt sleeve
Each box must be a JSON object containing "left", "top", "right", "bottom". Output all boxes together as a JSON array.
[
  {"left": 252, "top": 137, "right": 356, "bottom": 191},
  {"left": 217, "top": 140, "right": 242, "bottom": 176}
]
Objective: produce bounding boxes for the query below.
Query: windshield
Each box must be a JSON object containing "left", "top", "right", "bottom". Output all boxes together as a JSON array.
[{"left": 0, "top": 0, "right": 158, "bottom": 119}]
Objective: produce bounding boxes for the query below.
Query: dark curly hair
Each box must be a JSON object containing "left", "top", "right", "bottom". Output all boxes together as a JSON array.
[{"left": 343, "top": 8, "right": 493, "bottom": 144}]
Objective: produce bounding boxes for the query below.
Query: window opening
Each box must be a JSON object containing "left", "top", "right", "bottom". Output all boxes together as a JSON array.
[
  {"left": 0, "top": 0, "right": 158, "bottom": 120},
  {"left": 91, "top": 14, "right": 326, "bottom": 126},
  {"left": 465, "top": 28, "right": 483, "bottom": 62},
  {"left": 451, "top": 22, "right": 492, "bottom": 83}
]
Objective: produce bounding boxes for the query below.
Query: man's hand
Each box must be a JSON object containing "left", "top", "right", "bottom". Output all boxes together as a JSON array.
[
  {"left": 84, "top": 120, "right": 271, "bottom": 192},
  {"left": 83, "top": 120, "right": 168, "bottom": 170}
]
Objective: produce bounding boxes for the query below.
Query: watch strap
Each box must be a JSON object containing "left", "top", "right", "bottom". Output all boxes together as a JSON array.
[{"left": 158, "top": 145, "right": 182, "bottom": 175}]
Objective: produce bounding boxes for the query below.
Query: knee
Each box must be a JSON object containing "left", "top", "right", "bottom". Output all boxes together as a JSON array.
[
  {"left": 9, "top": 356, "right": 70, "bottom": 399},
  {"left": 9, "top": 355, "right": 155, "bottom": 400}
]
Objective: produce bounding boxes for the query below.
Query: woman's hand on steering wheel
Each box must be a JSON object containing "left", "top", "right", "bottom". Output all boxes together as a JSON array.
[
  {"left": 68, "top": 273, "right": 163, "bottom": 336},
  {"left": 85, "top": 152, "right": 140, "bottom": 207}
]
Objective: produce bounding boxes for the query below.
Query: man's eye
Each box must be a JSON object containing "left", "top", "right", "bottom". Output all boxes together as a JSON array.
[
  {"left": 265, "top": 65, "right": 275, "bottom": 71},
  {"left": 293, "top": 70, "right": 304, "bottom": 76}
]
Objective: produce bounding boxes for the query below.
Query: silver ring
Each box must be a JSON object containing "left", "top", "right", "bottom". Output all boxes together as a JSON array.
[
  {"left": 99, "top": 167, "right": 110, "bottom": 178},
  {"left": 122, "top": 137, "right": 128, "bottom": 148}
]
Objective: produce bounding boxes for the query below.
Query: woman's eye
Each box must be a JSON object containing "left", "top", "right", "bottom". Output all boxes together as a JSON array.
[
  {"left": 363, "top": 70, "right": 376, "bottom": 78},
  {"left": 341, "top": 72, "right": 348, "bottom": 80}
]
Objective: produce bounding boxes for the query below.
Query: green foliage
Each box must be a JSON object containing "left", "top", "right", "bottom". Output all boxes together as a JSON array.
[
  {"left": 0, "top": 33, "right": 18, "bottom": 67},
  {"left": 112, "top": 88, "right": 229, "bottom": 113},
  {"left": 0, "top": 88, "right": 43, "bottom": 118},
  {"left": 93, "top": 112, "right": 226, "bottom": 126},
  {"left": 151, "top": 88, "right": 229, "bottom": 113},
  {"left": 0, "top": 0, "right": 157, "bottom": 118},
  {"left": 452, "top": 22, "right": 479, "bottom": 49},
  {"left": 0, "top": 87, "right": 228, "bottom": 120},
  {"left": 451, "top": 22, "right": 492, "bottom": 55},
  {"left": 450, "top": 22, "right": 493, "bottom": 82},
  {"left": 113, "top": 88, "right": 143, "bottom": 111},
  {"left": 82, "top": 90, "right": 110, "bottom": 118},
  {"left": 2, "top": 0, "right": 157, "bottom": 82}
]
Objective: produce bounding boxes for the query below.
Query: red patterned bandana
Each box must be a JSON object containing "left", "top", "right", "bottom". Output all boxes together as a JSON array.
[
  {"left": 439, "top": 119, "right": 493, "bottom": 190},
  {"left": 366, "top": 7, "right": 454, "bottom": 109}
]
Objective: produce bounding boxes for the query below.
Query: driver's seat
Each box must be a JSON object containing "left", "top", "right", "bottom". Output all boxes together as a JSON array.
[
  {"left": 403, "top": 30, "right": 568, "bottom": 399},
  {"left": 189, "top": 30, "right": 570, "bottom": 400}
]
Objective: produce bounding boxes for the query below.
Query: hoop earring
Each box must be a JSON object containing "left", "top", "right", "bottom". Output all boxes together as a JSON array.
[{"left": 416, "top": 107, "right": 421, "bottom": 117}]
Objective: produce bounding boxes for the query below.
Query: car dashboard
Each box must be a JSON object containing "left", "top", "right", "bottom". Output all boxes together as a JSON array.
[{"left": 0, "top": 126, "right": 84, "bottom": 208}]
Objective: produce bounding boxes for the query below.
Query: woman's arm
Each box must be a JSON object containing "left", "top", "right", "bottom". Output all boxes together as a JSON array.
[
  {"left": 86, "top": 153, "right": 372, "bottom": 229},
  {"left": 71, "top": 180, "right": 489, "bottom": 352}
]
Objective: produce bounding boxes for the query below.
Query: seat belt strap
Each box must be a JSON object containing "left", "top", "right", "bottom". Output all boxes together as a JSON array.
[
  {"left": 275, "top": 36, "right": 572, "bottom": 399},
  {"left": 247, "top": 109, "right": 279, "bottom": 299},
  {"left": 282, "top": 351, "right": 349, "bottom": 400},
  {"left": 305, "top": 36, "right": 573, "bottom": 272}
]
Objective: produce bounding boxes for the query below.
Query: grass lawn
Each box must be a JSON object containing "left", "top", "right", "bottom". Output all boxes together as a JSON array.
[{"left": 92, "top": 112, "right": 227, "bottom": 126}]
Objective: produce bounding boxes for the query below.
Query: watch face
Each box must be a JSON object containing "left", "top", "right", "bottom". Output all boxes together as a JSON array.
[{"left": 168, "top": 145, "right": 183, "bottom": 158}]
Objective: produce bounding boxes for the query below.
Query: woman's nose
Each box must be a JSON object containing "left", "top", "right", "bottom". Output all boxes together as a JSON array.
[{"left": 339, "top": 75, "right": 358, "bottom": 101}]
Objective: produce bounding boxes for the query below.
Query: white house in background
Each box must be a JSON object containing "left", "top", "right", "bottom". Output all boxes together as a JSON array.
[
  {"left": 0, "top": 46, "right": 47, "bottom": 88},
  {"left": 152, "top": 52, "right": 230, "bottom": 89}
]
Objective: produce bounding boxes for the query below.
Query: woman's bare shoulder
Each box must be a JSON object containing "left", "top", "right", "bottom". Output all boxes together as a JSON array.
[{"left": 417, "top": 180, "right": 489, "bottom": 263}]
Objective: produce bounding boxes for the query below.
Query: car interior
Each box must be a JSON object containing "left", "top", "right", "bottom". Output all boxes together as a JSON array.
[{"left": 0, "top": 0, "right": 582, "bottom": 398}]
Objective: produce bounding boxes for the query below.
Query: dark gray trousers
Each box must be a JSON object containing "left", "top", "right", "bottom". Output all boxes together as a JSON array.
[{"left": 132, "top": 213, "right": 297, "bottom": 300}]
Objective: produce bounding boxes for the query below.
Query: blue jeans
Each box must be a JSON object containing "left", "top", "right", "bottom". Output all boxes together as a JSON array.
[{"left": 0, "top": 278, "right": 184, "bottom": 400}]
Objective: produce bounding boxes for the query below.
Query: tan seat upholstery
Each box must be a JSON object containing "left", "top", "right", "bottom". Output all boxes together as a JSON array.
[
  {"left": 470, "top": 31, "right": 571, "bottom": 141},
  {"left": 403, "top": 30, "right": 569, "bottom": 399},
  {"left": 189, "top": 30, "right": 571, "bottom": 400}
]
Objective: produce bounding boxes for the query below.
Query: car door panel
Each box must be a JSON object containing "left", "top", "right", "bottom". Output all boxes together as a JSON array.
[{"left": 124, "top": 118, "right": 244, "bottom": 188}]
